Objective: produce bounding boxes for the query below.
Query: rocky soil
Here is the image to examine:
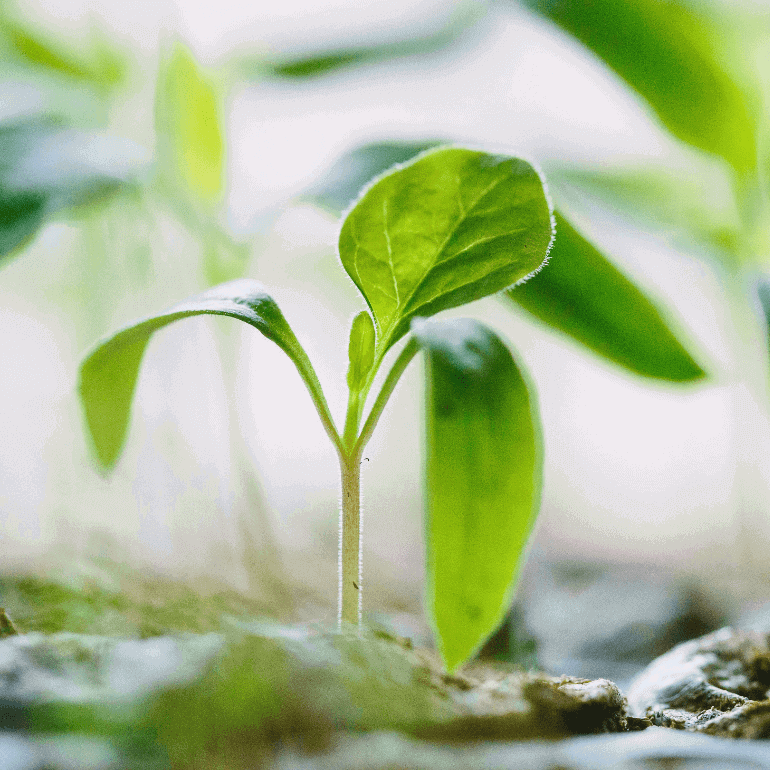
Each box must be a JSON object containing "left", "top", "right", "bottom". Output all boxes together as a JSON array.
[{"left": 3, "top": 569, "right": 770, "bottom": 769}]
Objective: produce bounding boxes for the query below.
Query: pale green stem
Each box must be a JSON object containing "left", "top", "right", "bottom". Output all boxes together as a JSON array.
[
  {"left": 354, "top": 338, "right": 419, "bottom": 455},
  {"left": 338, "top": 450, "right": 362, "bottom": 626},
  {"left": 336, "top": 336, "right": 420, "bottom": 629}
]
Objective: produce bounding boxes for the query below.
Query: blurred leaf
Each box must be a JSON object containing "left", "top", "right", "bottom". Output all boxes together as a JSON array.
[
  {"left": 79, "top": 280, "right": 330, "bottom": 470},
  {"left": 0, "top": 117, "right": 146, "bottom": 263},
  {"left": 252, "top": 3, "right": 485, "bottom": 80},
  {"left": 0, "top": 13, "right": 126, "bottom": 90},
  {"left": 0, "top": 190, "right": 46, "bottom": 257},
  {"left": 509, "top": 212, "right": 705, "bottom": 381},
  {"left": 520, "top": 0, "right": 758, "bottom": 173},
  {"left": 308, "top": 140, "right": 439, "bottom": 214},
  {"left": 156, "top": 42, "right": 224, "bottom": 205},
  {"left": 548, "top": 163, "right": 743, "bottom": 261},
  {"left": 339, "top": 147, "right": 553, "bottom": 355},
  {"left": 755, "top": 278, "right": 770, "bottom": 353},
  {"left": 346, "top": 310, "right": 375, "bottom": 392},
  {"left": 412, "top": 317, "right": 540, "bottom": 672}
]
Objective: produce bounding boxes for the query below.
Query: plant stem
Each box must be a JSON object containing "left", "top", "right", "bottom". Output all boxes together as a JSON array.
[
  {"left": 355, "top": 338, "right": 419, "bottom": 455},
  {"left": 339, "top": 452, "right": 362, "bottom": 626},
  {"left": 336, "top": 336, "right": 420, "bottom": 629}
]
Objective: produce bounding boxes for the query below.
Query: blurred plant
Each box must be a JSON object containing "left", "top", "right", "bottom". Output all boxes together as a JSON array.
[
  {"left": 0, "top": 3, "right": 140, "bottom": 265},
  {"left": 291, "top": 1, "right": 770, "bottom": 388},
  {"left": 78, "top": 147, "right": 554, "bottom": 672}
]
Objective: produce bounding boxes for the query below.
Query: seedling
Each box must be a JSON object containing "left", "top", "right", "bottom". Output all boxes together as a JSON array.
[{"left": 78, "top": 147, "right": 554, "bottom": 671}]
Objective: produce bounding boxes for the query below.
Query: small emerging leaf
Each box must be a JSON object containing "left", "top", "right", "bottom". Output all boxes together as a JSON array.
[
  {"left": 156, "top": 43, "right": 224, "bottom": 204},
  {"left": 339, "top": 147, "right": 553, "bottom": 355},
  {"left": 79, "top": 280, "right": 330, "bottom": 469},
  {"left": 346, "top": 311, "right": 376, "bottom": 391},
  {"left": 508, "top": 212, "right": 705, "bottom": 382},
  {"left": 412, "top": 317, "right": 541, "bottom": 672}
]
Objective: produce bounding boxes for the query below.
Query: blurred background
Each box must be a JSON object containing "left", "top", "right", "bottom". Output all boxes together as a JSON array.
[{"left": 2, "top": 0, "right": 770, "bottom": 683}]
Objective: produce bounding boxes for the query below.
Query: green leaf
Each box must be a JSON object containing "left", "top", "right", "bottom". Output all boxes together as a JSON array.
[
  {"left": 521, "top": 0, "right": 757, "bottom": 173},
  {"left": 0, "top": 117, "right": 145, "bottom": 263},
  {"left": 412, "top": 317, "right": 541, "bottom": 672},
  {"left": 0, "top": 190, "right": 47, "bottom": 257},
  {"left": 0, "top": 15, "right": 127, "bottom": 89},
  {"left": 508, "top": 212, "right": 705, "bottom": 381},
  {"left": 249, "top": 3, "right": 484, "bottom": 80},
  {"left": 156, "top": 43, "right": 224, "bottom": 204},
  {"left": 339, "top": 147, "right": 553, "bottom": 355},
  {"left": 346, "top": 311, "right": 376, "bottom": 392},
  {"left": 79, "top": 279, "right": 334, "bottom": 469}
]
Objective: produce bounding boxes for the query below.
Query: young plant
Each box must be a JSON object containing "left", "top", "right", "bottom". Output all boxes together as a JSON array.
[{"left": 78, "top": 147, "right": 554, "bottom": 671}]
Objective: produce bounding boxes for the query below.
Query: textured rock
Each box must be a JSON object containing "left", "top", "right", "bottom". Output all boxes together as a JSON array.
[{"left": 628, "top": 626, "right": 770, "bottom": 737}]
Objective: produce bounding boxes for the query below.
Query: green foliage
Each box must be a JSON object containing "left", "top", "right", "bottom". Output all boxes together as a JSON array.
[
  {"left": 509, "top": 213, "right": 705, "bottom": 381},
  {"left": 79, "top": 280, "right": 335, "bottom": 469},
  {"left": 79, "top": 148, "right": 554, "bottom": 671},
  {"left": 308, "top": 140, "right": 439, "bottom": 214},
  {"left": 0, "top": 117, "right": 144, "bottom": 263},
  {"left": 155, "top": 42, "right": 225, "bottom": 205},
  {"left": 521, "top": 0, "right": 758, "bottom": 174},
  {"left": 413, "top": 318, "right": 540, "bottom": 672},
  {"left": 248, "top": 3, "right": 483, "bottom": 80},
  {"left": 314, "top": 141, "right": 707, "bottom": 382},
  {"left": 0, "top": 12, "right": 126, "bottom": 90},
  {"left": 339, "top": 147, "right": 553, "bottom": 354}
]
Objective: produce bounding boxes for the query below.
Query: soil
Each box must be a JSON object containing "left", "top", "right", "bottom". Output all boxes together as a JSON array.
[{"left": 2, "top": 572, "right": 770, "bottom": 769}]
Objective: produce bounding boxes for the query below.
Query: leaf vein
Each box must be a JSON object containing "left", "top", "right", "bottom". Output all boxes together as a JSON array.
[
  {"left": 383, "top": 198, "right": 400, "bottom": 310},
  {"left": 387, "top": 174, "right": 507, "bottom": 337}
]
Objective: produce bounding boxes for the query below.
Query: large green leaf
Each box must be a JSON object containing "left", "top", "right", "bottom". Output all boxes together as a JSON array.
[
  {"left": 156, "top": 43, "right": 224, "bottom": 205},
  {"left": 339, "top": 147, "right": 553, "bottom": 355},
  {"left": 412, "top": 317, "right": 541, "bottom": 672},
  {"left": 79, "top": 279, "right": 333, "bottom": 469},
  {"left": 0, "top": 116, "right": 145, "bottom": 263},
  {"left": 508, "top": 212, "right": 705, "bottom": 381},
  {"left": 521, "top": 0, "right": 757, "bottom": 173}
]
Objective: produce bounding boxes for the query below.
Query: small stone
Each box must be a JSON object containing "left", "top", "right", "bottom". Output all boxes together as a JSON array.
[{"left": 628, "top": 626, "right": 770, "bottom": 738}]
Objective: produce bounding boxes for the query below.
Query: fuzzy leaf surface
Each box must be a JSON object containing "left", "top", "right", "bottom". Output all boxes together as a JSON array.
[
  {"left": 521, "top": 0, "right": 757, "bottom": 173},
  {"left": 156, "top": 43, "right": 224, "bottom": 203},
  {"left": 412, "top": 317, "right": 541, "bottom": 672},
  {"left": 509, "top": 212, "right": 705, "bottom": 381},
  {"left": 339, "top": 148, "right": 553, "bottom": 354},
  {"left": 79, "top": 279, "right": 328, "bottom": 469}
]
